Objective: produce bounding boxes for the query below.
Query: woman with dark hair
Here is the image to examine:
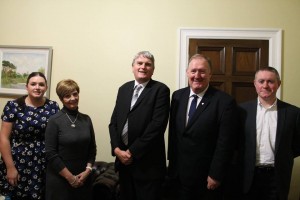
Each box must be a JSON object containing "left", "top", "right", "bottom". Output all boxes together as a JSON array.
[
  {"left": 0, "top": 72, "right": 60, "bottom": 200},
  {"left": 45, "top": 79, "right": 97, "bottom": 200}
]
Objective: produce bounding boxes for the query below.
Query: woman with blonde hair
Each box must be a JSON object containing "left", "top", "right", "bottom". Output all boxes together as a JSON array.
[{"left": 45, "top": 79, "right": 97, "bottom": 200}]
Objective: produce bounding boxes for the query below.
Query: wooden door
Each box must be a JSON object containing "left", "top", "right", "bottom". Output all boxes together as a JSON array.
[{"left": 189, "top": 39, "right": 269, "bottom": 103}]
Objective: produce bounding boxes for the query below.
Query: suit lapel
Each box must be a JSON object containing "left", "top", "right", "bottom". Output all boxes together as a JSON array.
[
  {"left": 125, "top": 82, "right": 135, "bottom": 112},
  {"left": 248, "top": 100, "right": 258, "bottom": 152},
  {"left": 275, "top": 100, "right": 285, "bottom": 154},
  {"left": 177, "top": 88, "right": 190, "bottom": 132}
]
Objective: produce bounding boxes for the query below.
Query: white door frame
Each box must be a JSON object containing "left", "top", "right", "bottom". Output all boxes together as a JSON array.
[{"left": 178, "top": 28, "right": 282, "bottom": 98}]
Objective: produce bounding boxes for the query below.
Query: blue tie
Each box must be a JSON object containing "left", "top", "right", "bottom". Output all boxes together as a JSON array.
[{"left": 188, "top": 94, "right": 198, "bottom": 123}]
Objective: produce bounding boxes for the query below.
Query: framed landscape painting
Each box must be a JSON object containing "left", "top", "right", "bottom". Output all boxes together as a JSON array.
[{"left": 0, "top": 46, "right": 53, "bottom": 97}]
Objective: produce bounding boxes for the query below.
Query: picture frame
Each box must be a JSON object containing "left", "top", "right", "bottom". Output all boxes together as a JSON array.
[{"left": 0, "top": 45, "right": 53, "bottom": 98}]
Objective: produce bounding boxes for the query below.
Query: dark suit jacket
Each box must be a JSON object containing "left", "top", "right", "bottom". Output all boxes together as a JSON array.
[
  {"left": 109, "top": 79, "right": 170, "bottom": 181},
  {"left": 239, "top": 99, "right": 300, "bottom": 200},
  {"left": 168, "top": 86, "right": 238, "bottom": 187}
]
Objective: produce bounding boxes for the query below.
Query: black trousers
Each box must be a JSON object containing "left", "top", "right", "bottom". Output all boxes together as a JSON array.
[
  {"left": 119, "top": 168, "right": 163, "bottom": 200},
  {"left": 244, "top": 167, "right": 279, "bottom": 200},
  {"left": 179, "top": 184, "right": 222, "bottom": 200},
  {"left": 167, "top": 177, "right": 222, "bottom": 200}
]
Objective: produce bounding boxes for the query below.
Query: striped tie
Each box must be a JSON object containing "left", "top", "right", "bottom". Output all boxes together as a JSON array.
[{"left": 122, "top": 85, "right": 143, "bottom": 145}]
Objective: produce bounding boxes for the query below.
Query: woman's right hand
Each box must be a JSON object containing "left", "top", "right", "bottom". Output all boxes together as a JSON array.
[
  {"left": 68, "top": 175, "right": 80, "bottom": 188},
  {"left": 6, "top": 166, "right": 19, "bottom": 186},
  {"left": 1, "top": 121, "right": 18, "bottom": 186},
  {"left": 59, "top": 167, "right": 81, "bottom": 188}
]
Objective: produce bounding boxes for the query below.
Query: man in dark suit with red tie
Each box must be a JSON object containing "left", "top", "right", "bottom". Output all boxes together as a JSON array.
[
  {"left": 168, "top": 54, "right": 238, "bottom": 200},
  {"left": 239, "top": 67, "right": 300, "bottom": 200},
  {"left": 109, "top": 51, "right": 170, "bottom": 200}
]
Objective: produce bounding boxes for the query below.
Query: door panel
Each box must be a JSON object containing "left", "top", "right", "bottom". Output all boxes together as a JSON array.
[{"left": 189, "top": 39, "right": 269, "bottom": 103}]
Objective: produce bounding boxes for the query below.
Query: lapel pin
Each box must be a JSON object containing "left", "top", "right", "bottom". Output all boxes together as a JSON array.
[{"left": 201, "top": 103, "right": 204, "bottom": 105}]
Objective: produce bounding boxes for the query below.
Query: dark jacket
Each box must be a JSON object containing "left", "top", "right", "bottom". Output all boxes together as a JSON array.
[
  {"left": 109, "top": 79, "right": 170, "bottom": 180},
  {"left": 239, "top": 99, "right": 300, "bottom": 200},
  {"left": 168, "top": 86, "right": 238, "bottom": 186}
]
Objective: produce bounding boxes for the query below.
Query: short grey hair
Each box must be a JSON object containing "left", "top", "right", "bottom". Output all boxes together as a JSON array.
[
  {"left": 188, "top": 54, "right": 212, "bottom": 72},
  {"left": 132, "top": 51, "right": 155, "bottom": 68}
]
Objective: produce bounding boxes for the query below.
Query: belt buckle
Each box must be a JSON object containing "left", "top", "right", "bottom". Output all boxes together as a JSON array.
[{"left": 256, "top": 165, "right": 274, "bottom": 172}]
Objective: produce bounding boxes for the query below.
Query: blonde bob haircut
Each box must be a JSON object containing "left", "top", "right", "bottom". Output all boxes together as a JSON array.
[{"left": 56, "top": 79, "right": 80, "bottom": 100}]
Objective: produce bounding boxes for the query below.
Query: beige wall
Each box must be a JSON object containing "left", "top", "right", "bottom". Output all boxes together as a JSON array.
[{"left": 0, "top": 0, "right": 299, "bottom": 199}]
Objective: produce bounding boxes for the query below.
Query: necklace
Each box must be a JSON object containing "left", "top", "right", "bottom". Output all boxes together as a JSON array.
[{"left": 65, "top": 113, "right": 78, "bottom": 128}]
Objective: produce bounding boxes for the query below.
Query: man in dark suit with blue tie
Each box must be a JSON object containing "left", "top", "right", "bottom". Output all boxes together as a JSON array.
[
  {"left": 168, "top": 54, "right": 238, "bottom": 200},
  {"left": 239, "top": 66, "right": 300, "bottom": 200},
  {"left": 109, "top": 51, "right": 170, "bottom": 200}
]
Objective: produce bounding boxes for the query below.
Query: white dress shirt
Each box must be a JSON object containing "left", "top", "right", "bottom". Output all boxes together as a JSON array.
[{"left": 256, "top": 98, "right": 278, "bottom": 166}]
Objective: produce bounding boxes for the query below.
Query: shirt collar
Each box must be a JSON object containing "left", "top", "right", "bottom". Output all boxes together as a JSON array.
[
  {"left": 257, "top": 97, "right": 277, "bottom": 109},
  {"left": 134, "top": 80, "right": 149, "bottom": 89},
  {"left": 189, "top": 85, "right": 209, "bottom": 98}
]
